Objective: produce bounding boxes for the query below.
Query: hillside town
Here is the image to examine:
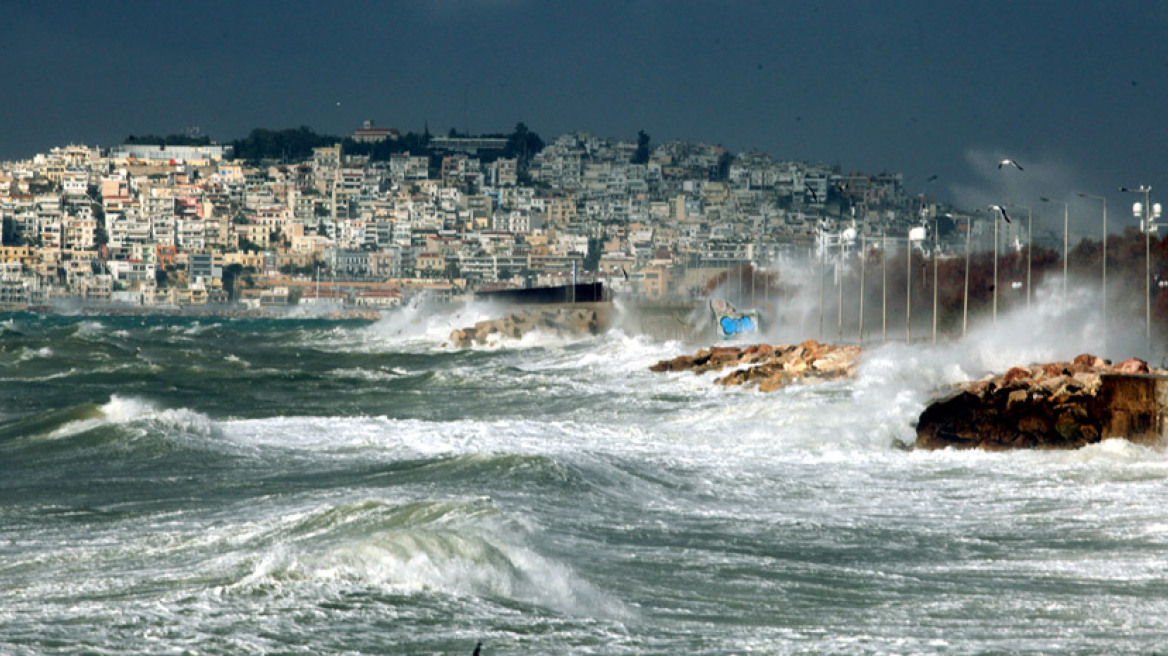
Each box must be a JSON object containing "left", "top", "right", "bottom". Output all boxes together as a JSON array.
[{"left": 0, "top": 122, "right": 949, "bottom": 311}]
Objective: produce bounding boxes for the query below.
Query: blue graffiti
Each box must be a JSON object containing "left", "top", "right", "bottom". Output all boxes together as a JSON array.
[{"left": 719, "top": 315, "right": 756, "bottom": 336}]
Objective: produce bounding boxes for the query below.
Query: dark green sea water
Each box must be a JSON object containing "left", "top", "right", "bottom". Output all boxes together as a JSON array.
[{"left": 2, "top": 311, "right": 1168, "bottom": 655}]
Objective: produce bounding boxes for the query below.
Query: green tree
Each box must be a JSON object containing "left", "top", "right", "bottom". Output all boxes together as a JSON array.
[
  {"left": 230, "top": 126, "right": 343, "bottom": 162},
  {"left": 238, "top": 237, "right": 263, "bottom": 253},
  {"left": 583, "top": 237, "right": 603, "bottom": 272},
  {"left": 2, "top": 217, "right": 17, "bottom": 245},
  {"left": 504, "top": 122, "right": 545, "bottom": 174},
  {"left": 715, "top": 150, "right": 734, "bottom": 181},
  {"left": 93, "top": 208, "right": 109, "bottom": 247},
  {"left": 222, "top": 263, "right": 245, "bottom": 300},
  {"left": 632, "top": 130, "right": 650, "bottom": 164}
]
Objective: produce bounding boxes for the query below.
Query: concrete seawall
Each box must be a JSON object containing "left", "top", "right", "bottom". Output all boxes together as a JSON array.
[
  {"left": 611, "top": 300, "right": 708, "bottom": 343},
  {"left": 474, "top": 299, "right": 710, "bottom": 343}
]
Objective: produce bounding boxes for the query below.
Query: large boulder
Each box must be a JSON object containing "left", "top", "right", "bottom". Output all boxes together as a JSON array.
[
  {"left": 650, "top": 340, "right": 861, "bottom": 392},
  {"left": 915, "top": 354, "right": 1167, "bottom": 450},
  {"left": 448, "top": 306, "right": 609, "bottom": 347}
]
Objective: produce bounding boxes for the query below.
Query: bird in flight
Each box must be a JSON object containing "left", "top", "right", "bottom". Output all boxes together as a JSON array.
[
  {"left": 805, "top": 183, "right": 819, "bottom": 203},
  {"left": 998, "top": 158, "right": 1023, "bottom": 171},
  {"left": 989, "top": 205, "right": 1012, "bottom": 223}
]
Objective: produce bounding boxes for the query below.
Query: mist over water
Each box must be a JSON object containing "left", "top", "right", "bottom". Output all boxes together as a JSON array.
[
  {"left": 2, "top": 308, "right": 1168, "bottom": 655},
  {"left": 749, "top": 241, "right": 1160, "bottom": 367}
]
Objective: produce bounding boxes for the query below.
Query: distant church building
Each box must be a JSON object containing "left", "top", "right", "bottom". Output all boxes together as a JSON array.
[{"left": 352, "top": 120, "right": 399, "bottom": 143}]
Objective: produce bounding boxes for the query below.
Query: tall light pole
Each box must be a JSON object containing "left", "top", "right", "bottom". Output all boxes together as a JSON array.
[
  {"left": 1078, "top": 192, "right": 1107, "bottom": 353},
  {"left": 1120, "top": 186, "right": 1161, "bottom": 352},
  {"left": 989, "top": 206, "right": 1007, "bottom": 323},
  {"left": 818, "top": 226, "right": 826, "bottom": 339},
  {"left": 907, "top": 225, "right": 926, "bottom": 342},
  {"left": 960, "top": 214, "right": 972, "bottom": 337},
  {"left": 838, "top": 229, "right": 845, "bottom": 343},
  {"left": 1040, "top": 197, "right": 1070, "bottom": 304},
  {"left": 882, "top": 232, "right": 888, "bottom": 342},
  {"left": 859, "top": 231, "right": 866, "bottom": 344},
  {"left": 906, "top": 230, "right": 912, "bottom": 343},
  {"left": 944, "top": 212, "right": 974, "bottom": 338},
  {"left": 1007, "top": 203, "right": 1032, "bottom": 309},
  {"left": 932, "top": 216, "right": 939, "bottom": 344}
]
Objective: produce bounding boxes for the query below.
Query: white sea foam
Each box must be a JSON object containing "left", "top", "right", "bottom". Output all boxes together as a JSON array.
[
  {"left": 217, "top": 497, "right": 628, "bottom": 618},
  {"left": 17, "top": 346, "right": 53, "bottom": 361},
  {"left": 39, "top": 395, "right": 220, "bottom": 445},
  {"left": 73, "top": 320, "right": 106, "bottom": 337},
  {"left": 99, "top": 395, "right": 159, "bottom": 423},
  {"left": 182, "top": 321, "right": 221, "bottom": 335}
]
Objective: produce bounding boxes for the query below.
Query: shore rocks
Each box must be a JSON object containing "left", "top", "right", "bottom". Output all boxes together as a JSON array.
[
  {"left": 915, "top": 354, "right": 1167, "bottom": 450},
  {"left": 448, "top": 307, "right": 607, "bottom": 347},
  {"left": 650, "top": 340, "right": 861, "bottom": 392}
]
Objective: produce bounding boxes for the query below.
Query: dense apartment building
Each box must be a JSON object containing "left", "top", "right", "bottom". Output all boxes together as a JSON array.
[{"left": 0, "top": 128, "right": 929, "bottom": 308}]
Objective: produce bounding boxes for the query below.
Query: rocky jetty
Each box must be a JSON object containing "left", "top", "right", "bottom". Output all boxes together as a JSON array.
[
  {"left": 448, "top": 307, "right": 608, "bottom": 347},
  {"left": 915, "top": 354, "right": 1168, "bottom": 450},
  {"left": 650, "top": 340, "right": 861, "bottom": 392}
]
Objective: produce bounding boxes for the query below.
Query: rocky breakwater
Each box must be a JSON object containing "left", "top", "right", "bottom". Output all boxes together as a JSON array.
[
  {"left": 650, "top": 340, "right": 861, "bottom": 392},
  {"left": 916, "top": 354, "right": 1168, "bottom": 450},
  {"left": 448, "top": 306, "right": 608, "bottom": 347}
]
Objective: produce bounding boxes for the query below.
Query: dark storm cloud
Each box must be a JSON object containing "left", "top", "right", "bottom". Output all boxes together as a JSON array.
[{"left": 3, "top": 0, "right": 1168, "bottom": 227}]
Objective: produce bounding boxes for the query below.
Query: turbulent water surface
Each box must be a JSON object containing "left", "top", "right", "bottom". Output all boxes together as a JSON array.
[{"left": 2, "top": 308, "right": 1168, "bottom": 655}]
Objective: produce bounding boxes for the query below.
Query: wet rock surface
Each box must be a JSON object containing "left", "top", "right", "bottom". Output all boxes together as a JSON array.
[
  {"left": 650, "top": 340, "right": 860, "bottom": 392},
  {"left": 448, "top": 307, "right": 607, "bottom": 347},
  {"left": 915, "top": 354, "right": 1167, "bottom": 450}
]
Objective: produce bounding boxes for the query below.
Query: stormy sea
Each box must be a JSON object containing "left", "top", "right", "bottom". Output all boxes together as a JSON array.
[{"left": 2, "top": 297, "right": 1168, "bottom": 655}]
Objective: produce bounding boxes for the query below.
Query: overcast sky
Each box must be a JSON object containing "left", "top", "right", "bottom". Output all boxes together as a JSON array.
[{"left": 5, "top": 0, "right": 1168, "bottom": 234}]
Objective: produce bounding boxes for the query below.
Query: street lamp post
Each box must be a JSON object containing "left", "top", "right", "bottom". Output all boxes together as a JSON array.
[
  {"left": 962, "top": 215, "right": 972, "bottom": 337},
  {"left": 838, "top": 230, "right": 845, "bottom": 343},
  {"left": 1120, "top": 186, "right": 1161, "bottom": 352},
  {"left": 932, "top": 218, "right": 939, "bottom": 344},
  {"left": 818, "top": 228, "right": 826, "bottom": 339},
  {"left": 859, "top": 231, "right": 866, "bottom": 344},
  {"left": 989, "top": 206, "right": 1005, "bottom": 323},
  {"left": 1078, "top": 192, "right": 1107, "bottom": 353},
  {"left": 1040, "top": 197, "right": 1070, "bottom": 304},
  {"left": 1007, "top": 203, "right": 1032, "bottom": 309},
  {"left": 906, "top": 232, "right": 912, "bottom": 343},
  {"left": 907, "top": 225, "right": 926, "bottom": 342},
  {"left": 882, "top": 232, "right": 888, "bottom": 342}
]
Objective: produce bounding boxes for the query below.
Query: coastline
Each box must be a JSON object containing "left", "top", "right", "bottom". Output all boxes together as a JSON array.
[{"left": 2, "top": 303, "right": 384, "bottom": 321}]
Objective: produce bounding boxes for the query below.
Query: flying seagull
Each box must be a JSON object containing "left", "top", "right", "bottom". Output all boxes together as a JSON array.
[
  {"left": 805, "top": 183, "right": 819, "bottom": 203},
  {"left": 998, "top": 158, "right": 1023, "bottom": 171},
  {"left": 989, "top": 205, "right": 1012, "bottom": 223}
]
